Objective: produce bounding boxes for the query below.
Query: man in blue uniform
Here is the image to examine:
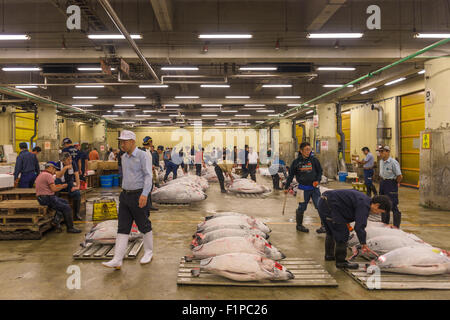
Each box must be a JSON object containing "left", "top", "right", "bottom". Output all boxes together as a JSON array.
[
  {"left": 285, "top": 142, "right": 324, "bottom": 233},
  {"left": 357, "top": 147, "right": 377, "bottom": 197},
  {"left": 268, "top": 155, "right": 287, "bottom": 190},
  {"left": 140, "top": 136, "right": 158, "bottom": 211},
  {"left": 74, "top": 143, "right": 89, "bottom": 181},
  {"left": 61, "top": 138, "right": 79, "bottom": 163},
  {"left": 55, "top": 152, "right": 82, "bottom": 221},
  {"left": 14, "top": 142, "right": 40, "bottom": 188},
  {"left": 378, "top": 145, "right": 403, "bottom": 228},
  {"left": 318, "top": 189, "right": 391, "bottom": 269}
]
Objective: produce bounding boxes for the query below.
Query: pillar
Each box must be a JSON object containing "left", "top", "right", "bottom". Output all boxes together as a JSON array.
[
  {"left": 316, "top": 103, "right": 339, "bottom": 178},
  {"left": 91, "top": 120, "right": 107, "bottom": 160},
  {"left": 36, "top": 104, "right": 59, "bottom": 162},
  {"left": 419, "top": 57, "right": 450, "bottom": 210},
  {"left": 279, "top": 119, "right": 296, "bottom": 166}
]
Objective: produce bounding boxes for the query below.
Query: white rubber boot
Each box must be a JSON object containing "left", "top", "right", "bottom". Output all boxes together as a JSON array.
[
  {"left": 102, "top": 233, "right": 129, "bottom": 270},
  {"left": 140, "top": 231, "right": 153, "bottom": 264}
]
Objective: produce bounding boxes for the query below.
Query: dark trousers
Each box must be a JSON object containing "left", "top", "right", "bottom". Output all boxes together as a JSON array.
[
  {"left": 214, "top": 165, "right": 226, "bottom": 191},
  {"left": 380, "top": 179, "right": 401, "bottom": 228},
  {"left": 297, "top": 187, "right": 321, "bottom": 213},
  {"left": 242, "top": 164, "right": 257, "bottom": 182},
  {"left": 19, "top": 172, "right": 37, "bottom": 188},
  {"left": 363, "top": 169, "right": 378, "bottom": 197},
  {"left": 317, "top": 198, "right": 349, "bottom": 244},
  {"left": 164, "top": 162, "right": 178, "bottom": 181},
  {"left": 37, "top": 195, "right": 74, "bottom": 229},
  {"left": 55, "top": 178, "right": 81, "bottom": 218},
  {"left": 271, "top": 173, "right": 280, "bottom": 189},
  {"left": 118, "top": 191, "right": 152, "bottom": 235},
  {"left": 195, "top": 164, "right": 202, "bottom": 176}
]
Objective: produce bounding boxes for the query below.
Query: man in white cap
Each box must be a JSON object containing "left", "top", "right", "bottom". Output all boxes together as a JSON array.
[{"left": 102, "top": 130, "right": 154, "bottom": 269}]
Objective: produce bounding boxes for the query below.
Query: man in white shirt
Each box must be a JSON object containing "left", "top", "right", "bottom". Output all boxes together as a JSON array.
[{"left": 243, "top": 147, "right": 258, "bottom": 182}]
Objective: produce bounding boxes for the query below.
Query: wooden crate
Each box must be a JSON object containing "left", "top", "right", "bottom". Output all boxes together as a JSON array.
[
  {"left": 177, "top": 257, "right": 338, "bottom": 287},
  {"left": 0, "top": 188, "right": 36, "bottom": 201},
  {"left": 343, "top": 263, "right": 450, "bottom": 290}
]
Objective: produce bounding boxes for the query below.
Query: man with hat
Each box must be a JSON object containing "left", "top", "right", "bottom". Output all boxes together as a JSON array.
[
  {"left": 61, "top": 138, "right": 79, "bottom": 163},
  {"left": 103, "top": 130, "right": 154, "bottom": 269},
  {"left": 55, "top": 152, "right": 82, "bottom": 221},
  {"left": 140, "top": 136, "right": 158, "bottom": 211},
  {"left": 14, "top": 142, "right": 40, "bottom": 188},
  {"left": 35, "top": 161, "right": 81, "bottom": 233},
  {"left": 377, "top": 145, "right": 403, "bottom": 228}
]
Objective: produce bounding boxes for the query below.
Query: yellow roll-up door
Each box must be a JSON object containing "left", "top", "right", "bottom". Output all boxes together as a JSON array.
[
  {"left": 336, "top": 113, "right": 351, "bottom": 163},
  {"left": 400, "top": 91, "right": 424, "bottom": 187},
  {"left": 296, "top": 125, "right": 303, "bottom": 145},
  {"left": 15, "top": 113, "right": 38, "bottom": 153}
]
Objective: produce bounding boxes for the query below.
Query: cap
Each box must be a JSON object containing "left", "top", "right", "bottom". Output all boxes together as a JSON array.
[
  {"left": 73, "top": 143, "right": 80, "bottom": 147},
  {"left": 118, "top": 130, "right": 136, "bottom": 141},
  {"left": 378, "top": 145, "right": 391, "bottom": 152},
  {"left": 157, "top": 145, "right": 164, "bottom": 151},
  {"left": 19, "top": 142, "right": 28, "bottom": 149},
  {"left": 45, "top": 161, "right": 60, "bottom": 170},
  {"left": 62, "top": 138, "right": 72, "bottom": 145},
  {"left": 143, "top": 136, "right": 152, "bottom": 145}
]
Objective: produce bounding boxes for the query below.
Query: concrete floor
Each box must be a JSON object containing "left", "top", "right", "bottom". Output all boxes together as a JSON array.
[{"left": 0, "top": 174, "right": 449, "bottom": 300}]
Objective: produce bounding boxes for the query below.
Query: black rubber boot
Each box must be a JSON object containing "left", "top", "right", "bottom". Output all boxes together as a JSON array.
[
  {"left": 316, "top": 225, "right": 326, "bottom": 234},
  {"left": 393, "top": 212, "right": 401, "bottom": 229},
  {"left": 67, "top": 227, "right": 81, "bottom": 233},
  {"left": 335, "top": 242, "right": 358, "bottom": 269},
  {"left": 324, "top": 234, "right": 335, "bottom": 261},
  {"left": 295, "top": 209, "right": 309, "bottom": 233},
  {"left": 72, "top": 198, "right": 82, "bottom": 221}
]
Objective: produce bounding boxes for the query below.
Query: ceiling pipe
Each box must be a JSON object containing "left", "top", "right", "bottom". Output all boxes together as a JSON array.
[{"left": 98, "top": 0, "right": 160, "bottom": 82}]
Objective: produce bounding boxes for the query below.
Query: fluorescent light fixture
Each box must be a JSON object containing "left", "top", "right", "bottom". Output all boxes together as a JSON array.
[
  {"left": 15, "top": 85, "right": 38, "bottom": 89},
  {"left": 202, "top": 104, "right": 222, "bottom": 107},
  {"left": 0, "top": 34, "right": 30, "bottom": 40},
  {"left": 199, "top": 34, "right": 252, "bottom": 39},
  {"left": 239, "top": 67, "right": 277, "bottom": 71},
  {"left": 88, "top": 34, "right": 142, "bottom": 39},
  {"left": 256, "top": 110, "right": 275, "bottom": 113},
  {"left": 71, "top": 104, "right": 93, "bottom": 107},
  {"left": 323, "top": 84, "right": 354, "bottom": 88},
  {"left": 276, "top": 96, "right": 301, "bottom": 99},
  {"left": 255, "top": 121, "right": 265, "bottom": 124},
  {"left": 287, "top": 104, "right": 302, "bottom": 107},
  {"left": 215, "top": 123, "right": 227, "bottom": 126},
  {"left": 307, "top": 33, "right": 363, "bottom": 39},
  {"left": 148, "top": 121, "right": 162, "bottom": 124},
  {"left": 157, "top": 119, "right": 172, "bottom": 121},
  {"left": 242, "top": 107, "right": 264, "bottom": 110},
  {"left": 136, "top": 115, "right": 151, "bottom": 117},
  {"left": 262, "top": 84, "right": 292, "bottom": 88},
  {"left": 234, "top": 114, "right": 251, "bottom": 117},
  {"left": 75, "top": 85, "right": 105, "bottom": 88},
  {"left": 121, "top": 121, "right": 136, "bottom": 124},
  {"left": 163, "top": 104, "right": 180, "bottom": 107},
  {"left": 121, "top": 96, "right": 146, "bottom": 99},
  {"left": 200, "top": 84, "right": 230, "bottom": 88},
  {"left": 418, "top": 70, "right": 425, "bottom": 74},
  {"left": 221, "top": 110, "right": 238, "bottom": 113},
  {"left": 77, "top": 67, "right": 116, "bottom": 71},
  {"left": 72, "top": 96, "right": 98, "bottom": 99},
  {"left": 175, "top": 96, "right": 199, "bottom": 99},
  {"left": 139, "top": 84, "right": 169, "bottom": 88},
  {"left": 415, "top": 33, "right": 450, "bottom": 39},
  {"left": 114, "top": 104, "right": 135, "bottom": 107},
  {"left": 201, "top": 114, "right": 218, "bottom": 117},
  {"left": 161, "top": 67, "right": 199, "bottom": 71},
  {"left": 226, "top": 96, "right": 250, "bottom": 99},
  {"left": 104, "top": 114, "right": 118, "bottom": 117},
  {"left": 384, "top": 77, "right": 406, "bottom": 86},
  {"left": 2, "top": 67, "right": 41, "bottom": 71},
  {"left": 217, "top": 118, "right": 231, "bottom": 121},
  {"left": 318, "top": 67, "right": 356, "bottom": 71},
  {"left": 268, "top": 114, "right": 279, "bottom": 117},
  {"left": 244, "top": 104, "right": 266, "bottom": 107},
  {"left": 143, "top": 110, "right": 157, "bottom": 113},
  {"left": 306, "top": 110, "right": 314, "bottom": 114},
  {"left": 361, "top": 88, "right": 377, "bottom": 95},
  {"left": 113, "top": 110, "right": 126, "bottom": 113}
]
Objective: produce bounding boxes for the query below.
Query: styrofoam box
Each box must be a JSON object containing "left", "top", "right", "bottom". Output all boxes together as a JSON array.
[
  {"left": 0, "top": 174, "right": 14, "bottom": 188},
  {"left": 87, "top": 170, "right": 96, "bottom": 176},
  {"left": 0, "top": 166, "right": 13, "bottom": 174}
]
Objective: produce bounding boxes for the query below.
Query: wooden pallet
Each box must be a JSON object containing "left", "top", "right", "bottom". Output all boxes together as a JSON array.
[
  {"left": 177, "top": 257, "right": 338, "bottom": 287},
  {"left": 73, "top": 238, "right": 143, "bottom": 260},
  {"left": 0, "top": 188, "right": 36, "bottom": 201},
  {"left": 343, "top": 263, "right": 450, "bottom": 290}
]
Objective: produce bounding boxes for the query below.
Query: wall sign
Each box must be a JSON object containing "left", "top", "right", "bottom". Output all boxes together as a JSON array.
[
  {"left": 321, "top": 140, "right": 329, "bottom": 151},
  {"left": 44, "top": 141, "right": 51, "bottom": 150},
  {"left": 422, "top": 133, "right": 431, "bottom": 149},
  {"left": 100, "top": 145, "right": 105, "bottom": 152}
]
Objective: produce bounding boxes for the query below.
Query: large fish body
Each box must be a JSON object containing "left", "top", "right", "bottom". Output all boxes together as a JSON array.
[
  {"left": 152, "top": 183, "right": 207, "bottom": 203},
  {"left": 357, "top": 235, "right": 432, "bottom": 259},
  {"left": 192, "top": 228, "right": 269, "bottom": 247},
  {"left": 199, "top": 223, "right": 270, "bottom": 238},
  {"left": 198, "top": 253, "right": 294, "bottom": 282},
  {"left": 348, "top": 225, "right": 425, "bottom": 247},
  {"left": 191, "top": 235, "right": 285, "bottom": 260},
  {"left": 204, "top": 212, "right": 249, "bottom": 220},
  {"left": 227, "top": 178, "right": 270, "bottom": 194},
  {"left": 373, "top": 246, "right": 450, "bottom": 275},
  {"left": 165, "top": 175, "right": 209, "bottom": 191},
  {"left": 83, "top": 220, "right": 141, "bottom": 246},
  {"left": 197, "top": 215, "right": 271, "bottom": 234}
]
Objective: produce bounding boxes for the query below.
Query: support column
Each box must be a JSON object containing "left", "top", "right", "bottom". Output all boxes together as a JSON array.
[
  {"left": 92, "top": 120, "right": 107, "bottom": 160},
  {"left": 279, "top": 119, "right": 295, "bottom": 166},
  {"left": 420, "top": 57, "right": 450, "bottom": 210},
  {"left": 316, "top": 103, "right": 338, "bottom": 178},
  {"left": 36, "top": 104, "right": 59, "bottom": 162}
]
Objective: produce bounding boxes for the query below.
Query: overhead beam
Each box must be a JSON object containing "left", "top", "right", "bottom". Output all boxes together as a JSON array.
[
  {"left": 150, "top": 0, "right": 174, "bottom": 31},
  {"left": 307, "top": 0, "right": 347, "bottom": 32}
]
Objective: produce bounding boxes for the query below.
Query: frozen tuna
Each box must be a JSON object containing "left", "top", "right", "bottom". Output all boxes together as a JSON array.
[
  {"left": 83, "top": 220, "right": 142, "bottom": 246},
  {"left": 191, "top": 228, "right": 270, "bottom": 248},
  {"left": 197, "top": 215, "right": 271, "bottom": 234},
  {"left": 193, "top": 253, "right": 294, "bottom": 282},
  {"left": 191, "top": 235, "right": 285, "bottom": 260},
  {"left": 348, "top": 225, "right": 426, "bottom": 247},
  {"left": 227, "top": 178, "right": 270, "bottom": 194},
  {"left": 152, "top": 183, "right": 207, "bottom": 204}
]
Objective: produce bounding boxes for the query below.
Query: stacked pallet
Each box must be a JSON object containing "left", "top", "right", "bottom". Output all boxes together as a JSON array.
[{"left": 0, "top": 200, "right": 55, "bottom": 240}]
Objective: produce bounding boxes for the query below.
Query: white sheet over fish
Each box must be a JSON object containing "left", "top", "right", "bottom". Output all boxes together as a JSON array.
[
  {"left": 197, "top": 215, "right": 271, "bottom": 234},
  {"left": 198, "top": 253, "right": 294, "bottom": 282},
  {"left": 191, "top": 235, "right": 285, "bottom": 260}
]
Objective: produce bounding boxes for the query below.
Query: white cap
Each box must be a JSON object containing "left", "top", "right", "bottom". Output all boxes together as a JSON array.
[{"left": 118, "top": 130, "right": 136, "bottom": 141}]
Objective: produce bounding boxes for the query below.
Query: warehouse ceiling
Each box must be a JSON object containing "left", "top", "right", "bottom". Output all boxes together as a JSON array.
[{"left": 0, "top": 0, "right": 449, "bottom": 127}]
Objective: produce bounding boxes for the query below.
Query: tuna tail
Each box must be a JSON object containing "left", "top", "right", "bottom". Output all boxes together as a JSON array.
[
  {"left": 204, "top": 215, "right": 213, "bottom": 221},
  {"left": 191, "top": 268, "right": 201, "bottom": 277}
]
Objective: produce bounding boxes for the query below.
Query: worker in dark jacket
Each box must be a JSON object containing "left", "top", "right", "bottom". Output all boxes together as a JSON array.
[
  {"left": 285, "top": 142, "right": 323, "bottom": 233},
  {"left": 14, "top": 142, "right": 40, "bottom": 188},
  {"left": 318, "top": 189, "right": 391, "bottom": 269},
  {"left": 55, "top": 152, "right": 82, "bottom": 221}
]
